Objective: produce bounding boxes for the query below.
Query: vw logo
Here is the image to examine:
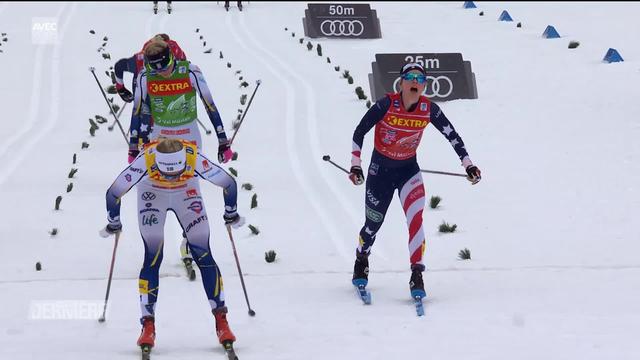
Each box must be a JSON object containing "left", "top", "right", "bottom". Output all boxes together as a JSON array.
[
  {"left": 141, "top": 192, "right": 156, "bottom": 201},
  {"left": 393, "top": 75, "right": 454, "bottom": 98},
  {"left": 320, "top": 20, "right": 364, "bottom": 36}
]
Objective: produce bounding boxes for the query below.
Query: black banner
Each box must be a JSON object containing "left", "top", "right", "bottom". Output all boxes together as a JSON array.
[
  {"left": 303, "top": 3, "right": 381, "bottom": 39},
  {"left": 368, "top": 53, "right": 477, "bottom": 102}
]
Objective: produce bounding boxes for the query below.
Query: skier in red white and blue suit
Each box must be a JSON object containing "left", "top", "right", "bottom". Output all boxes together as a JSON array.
[{"left": 348, "top": 63, "right": 482, "bottom": 298}]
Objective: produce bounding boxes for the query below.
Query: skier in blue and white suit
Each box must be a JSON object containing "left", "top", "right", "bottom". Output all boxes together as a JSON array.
[{"left": 100, "top": 138, "right": 242, "bottom": 347}]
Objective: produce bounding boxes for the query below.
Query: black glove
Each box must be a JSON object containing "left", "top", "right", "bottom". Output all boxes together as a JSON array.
[
  {"left": 116, "top": 84, "right": 134, "bottom": 103},
  {"left": 218, "top": 140, "right": 232, "bottom": 163},
  {"left": 223, "top": 212, "right": 245, "bottom": 229},
  {"left": 128, "top": 149, "right": 140, "bottom": 164},
  {"left": 349, "top": 166, "right": 365, "bottom": 185},
  {"left": 466, "top": 165, "right": 482, "bottom": 185}
]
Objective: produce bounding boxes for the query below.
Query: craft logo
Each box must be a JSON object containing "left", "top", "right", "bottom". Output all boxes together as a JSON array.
[
  {"left": 186, "top": 189, "right": 197, "bottom": 197},
  {"left": 185, "top": 215, "right": 207, "bottom": 233}
]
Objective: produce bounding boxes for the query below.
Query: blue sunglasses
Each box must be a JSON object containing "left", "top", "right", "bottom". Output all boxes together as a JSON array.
[{"left": 401, "top": 73, "right": 427, "bottom": 84}]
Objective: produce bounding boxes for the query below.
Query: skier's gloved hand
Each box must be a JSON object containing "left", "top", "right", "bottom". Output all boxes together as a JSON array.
[
  {"left": 223, "top": 212, "right": 245, "bottom": 229},
  {"left": 128, "top": 149, "right": 140, "bottom": 164},
  {"left": 116, "top": 83, "right": 134, "bottom": 103},
  {"left": 465, "top": 165, "right": 482, "bottom": 185},
  {"left": 349, "top": 166, "right": 365, "bottom": 185},
  {"left": 217, "top": 140, "right": 233, "bottom": 164},
  {"left": 99, "top": 222, "right": 122, "bottom": 238}
]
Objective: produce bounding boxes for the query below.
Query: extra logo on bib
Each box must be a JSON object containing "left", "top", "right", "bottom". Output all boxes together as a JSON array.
[{"left": 148, "top": 79, "right": 193, "bottom": 96}]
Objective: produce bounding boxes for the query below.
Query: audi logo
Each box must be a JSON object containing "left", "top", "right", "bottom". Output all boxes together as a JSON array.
[
  {"left": 320, "top": 20, "right": 364, "bottom": 36},
  {"left": 393, "top": 75, "right": 454, "bottom": 98}
]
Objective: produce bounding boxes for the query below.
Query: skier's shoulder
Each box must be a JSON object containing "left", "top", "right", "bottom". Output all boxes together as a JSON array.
[
  {"left": 372, "top": 95, "right": 392, "bottom": 112},
  {"left": 187, "top": 62, "right": 202, "bottom": 73}
]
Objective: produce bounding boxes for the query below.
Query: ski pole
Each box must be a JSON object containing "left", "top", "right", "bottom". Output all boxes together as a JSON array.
[
  {"left": 89, "top": 67, "right": 128, "bottom": 145},
  {"left": 420, "top": 169, "right": 467, "bottom": 178},
  {"left": 229, "top": 80, "right": 261, "bottom": 146},
  {"left": 108, "top": 101, "right": 128, "bottom": 132},
  {"left": 225, "top": 225, "right": 256, "bottom": 317},
  {"left": 98, "top": 231, "right": 120, "bottom": 323},
  {"left": 196, "top": 118, "right": 212, "bottom": 135},
  {"left": 322, "top": 155, "right": 349, "bottom": 174}
]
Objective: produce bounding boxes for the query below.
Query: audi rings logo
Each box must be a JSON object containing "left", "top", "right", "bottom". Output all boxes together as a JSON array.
[
  {"left": 393, "top": 75, "right": 454, "bottom": 98},
  {"left": 320, "top": 20, "right": 364, "bottom": 36}
]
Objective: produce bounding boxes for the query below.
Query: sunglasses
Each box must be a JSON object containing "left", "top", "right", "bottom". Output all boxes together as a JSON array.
[
  {"left": 401, "top": 73, "right": 427, "bottom": 84},
  {"left": 146, "top": 53, "right": 174, "bottom": 73}
]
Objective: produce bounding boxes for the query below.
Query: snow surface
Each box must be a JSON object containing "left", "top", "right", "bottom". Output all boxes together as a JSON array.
[{"left": 0, "top": 2, "right": 639, "bottom": 359}]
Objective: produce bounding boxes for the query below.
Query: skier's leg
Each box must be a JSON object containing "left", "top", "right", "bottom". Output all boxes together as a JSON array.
[
  {"left": 357, "top": 162, "right": 395, "bottom": 257},
  {"left": 397, "top": 164, "right": 427, "bottom": 271},
  {"left": 174, "top": 183, "right": 225, "bottom": 310},
  {"left": 175, "top": 184, "right": 236, "bottom": 343},
  {"left": 137, "top": 185, "right": 169, "bottom": 320}
]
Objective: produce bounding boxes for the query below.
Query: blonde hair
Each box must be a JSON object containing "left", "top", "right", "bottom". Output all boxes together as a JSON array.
[
  {"left": 156, "top": 138, "right": 183, "bottom": 154},
  {"left": 143, "top": 39, "right": 168, "bottom": 58}
]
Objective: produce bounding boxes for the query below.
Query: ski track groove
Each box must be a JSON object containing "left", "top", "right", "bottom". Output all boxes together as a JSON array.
[
  {"left": 226, "top": 13, "right": 351, "bottom": 262},
  {"left": 0, "top": 3, "right": 74, "bottom": 186},
  {"left": 237, "top": 14, "right": 375, "bottom": 262}
]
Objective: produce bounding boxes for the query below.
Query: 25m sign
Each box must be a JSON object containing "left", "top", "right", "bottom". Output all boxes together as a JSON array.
[
  {"left": 368, "top": 53, "right": 478, "bottom": 102},
  {"left": 303, "top": 3, "right": 382, "bottom": 39}
]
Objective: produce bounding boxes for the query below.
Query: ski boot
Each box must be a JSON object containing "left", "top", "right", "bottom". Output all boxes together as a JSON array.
[
  {"left": 409, "top": 264, "right": 426, "bottom": 298},
  {"left": 167, "top": 1, "right": 172, "bottom": 14},
  {"left": 224, "top": 1, "right": 229, "bottom": 12},
  {"left": 137, "top": 316, "right": 156, "bottom": 358},
  {"left": 213, "top": 307, "right": 236, "bottom": 344},
  {"left": 351, "top": 251, "right": 369, "bottom": 287},
  {"left": 238, "top": 2, "right": 243, "bottom": 11},
  {"left": 352, "top": 251, "right": 371, "bottom": 304},
  {"left": 153, "top": 2, "right": 158, "bottom": 14},
  {"left": 213, "top": 307, "right": 238, "bottom": 359}
]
